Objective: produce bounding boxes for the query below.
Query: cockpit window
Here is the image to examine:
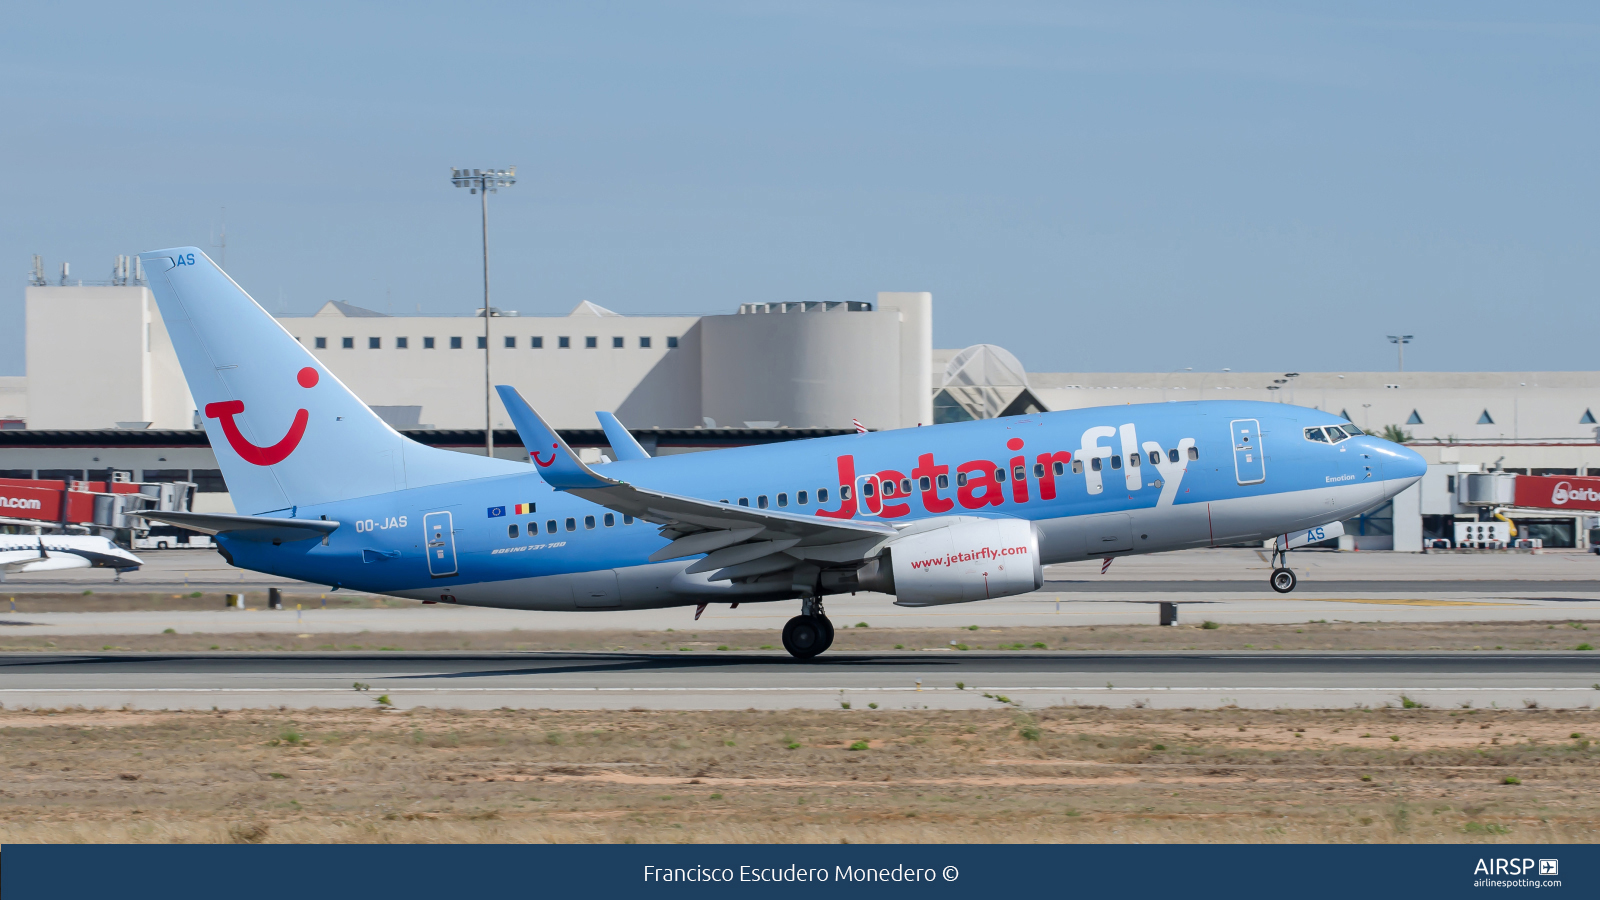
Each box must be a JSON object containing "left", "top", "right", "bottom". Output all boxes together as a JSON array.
[
  {"left": 1340, "top": 423, "right": 1363, "bottom": 435},
  {"left": 1326, "top": 425, "right": 1350, "bottom": 443},
  {"left": 1304, "top": 427, "right": 1328, "bottom": 443}
]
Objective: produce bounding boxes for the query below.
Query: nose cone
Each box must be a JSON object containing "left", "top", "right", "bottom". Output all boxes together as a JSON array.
[{"left": 1368, "top": 437, "right": 1427, "bottom": 495}]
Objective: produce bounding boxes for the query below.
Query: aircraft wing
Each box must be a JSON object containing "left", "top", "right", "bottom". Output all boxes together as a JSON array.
[
  {"left": 0, "top": 549, "right": 48, "bottom": 572},
  {"left": 498, "top": 386, "right": 894, "bottom": 579},
  {"left": 596, "top": 411, "right": 651, "bottom": 461},
  {"left": 130, "top": 511, "right": 340, "bottom": 544}
]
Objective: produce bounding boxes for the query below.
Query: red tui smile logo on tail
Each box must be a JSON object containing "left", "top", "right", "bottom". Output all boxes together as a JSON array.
[
  {"left": 531, "top": 443, "right": 558, "bottom": 467},
  {"left": 204, "top": 367, "right": 318, "bottom": 466}
]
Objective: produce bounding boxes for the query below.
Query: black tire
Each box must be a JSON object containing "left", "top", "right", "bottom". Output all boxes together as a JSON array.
[
  {"left": 156, "top": 541, "right": 168, "bottom": 550},
  {"left": 782, "top": 615, "right": 828, "bottom": 659},
  {"left": 816, "top": 615, "right": 835, "bottom": 653},
  {"left": 1270, "top": 567, "right": 1297, "bottom": 593}
]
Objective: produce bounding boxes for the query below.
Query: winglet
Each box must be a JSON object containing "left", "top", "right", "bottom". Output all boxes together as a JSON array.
[
  {"left": 495, "top": 385, "right": 617, "bottom": 490},
  {"left": 596, "top": 411, "right": 651, "bottom": 461}
]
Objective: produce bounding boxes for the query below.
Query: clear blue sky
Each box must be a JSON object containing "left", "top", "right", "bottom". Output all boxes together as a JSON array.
[{"left": 3, "top": 2, "right": 1596, "bottom": 376}]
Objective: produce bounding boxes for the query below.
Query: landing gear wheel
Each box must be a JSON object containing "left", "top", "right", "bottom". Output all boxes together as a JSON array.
[
  {"left": 782, "top": 615, "right": 828, "bottom": 659},
  {"left": 1270, "top": 567, "right": 1297, "bottom": 593},
  {"left": 816, "top": 615, "right": 835, "bottom": 653}
]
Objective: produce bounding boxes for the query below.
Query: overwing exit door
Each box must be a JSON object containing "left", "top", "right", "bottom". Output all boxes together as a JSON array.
[
  {"left": 424, "top": 511, "right": 458, "bottom": 578},
  {"left": 1230, "top": 419, "right": 1266, "bottom": 485}
]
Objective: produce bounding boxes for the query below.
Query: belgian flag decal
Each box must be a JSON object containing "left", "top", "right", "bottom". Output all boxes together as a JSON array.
[{"left": 514, "top": 502, "right": 536, "bottom": 515}]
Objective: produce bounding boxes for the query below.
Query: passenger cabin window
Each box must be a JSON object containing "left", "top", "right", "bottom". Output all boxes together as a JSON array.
[
  {"left": 1072, "top": 460, "right": 1083, "bottom": 474},
  {"left": 919, "top": 476, "right": 931, "bottom": 492},
  {"left": 1033, "top": 464, "right": 1044, "bottom": 478},
  {"left": 836, "top": 486, "right": 847, "bottom": 501},
  {"left": 1090, "top": 458, "right": 1102, "bottom": 472},
  {"left": 1127, "top": 454, "right": 1139, "bottom": 468},
  {"left": 507, "top": 523, "right": 519, "bottom": 538},
  {"left": 758, "top": 495, "right": 769, "bottom": 509},
  {"left": 623, "top": 515, "right": 634, "bottom": 524},
  {"left": 738, "top": 497, "right": 749, "bottom": 506},
  {"left": 604, "top": 513, "right": 614, "bottom": 527},
  {"left": 1148, "top": 451, "right": 1160, "bottom": 465},
  {"left": 798, "top": 491, "right": 808, "bottom": 505},
  {"left": 862, "top": 481, "right": 875, "bottom": 498},
  {"left": 777, "top": 493, "right": 788, "bottom": 507},
  {"left": 995, "top": 467, "right": 1006, "bottom": 481},
  {"left": 1167, "top": 448, "right": 1179, "bottom": 463},
  {"left": 1012, "top": 465, "right": 1025, "bottom": 480},
  {"left": 1187, "top": 446, "right": 1199, "bottom": 460},
  {"left": 1109, "top": 456, "right": 1121, "bottom": 470},
  {"left": 900, "top": 478, "right": 911, "bottom": 495},
  {"left": 547, "top": 520, "right": 557, "bottom": 534},
  {"left": 565, "top": 517, "right": 576, "bottom": 532},
  {"left": 1305, "top": 427, "right": 1329, "bottom": 443},
  {"left": 957, "top": 472, "right": 968, "bottom": 486},
  {"left": 584, "top": 516, "right": 596, "bottom": 529},
  {"left": 1053, "top": 461, "right": 1066, "bottom": 476},
  {"left": 937, "top": 474, "right": 949, "bottom": 489}
]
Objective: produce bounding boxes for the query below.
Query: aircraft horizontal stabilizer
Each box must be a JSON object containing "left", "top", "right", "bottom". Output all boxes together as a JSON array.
[{"left": 132, "top": 511, "right": 339, "bottom": 544}]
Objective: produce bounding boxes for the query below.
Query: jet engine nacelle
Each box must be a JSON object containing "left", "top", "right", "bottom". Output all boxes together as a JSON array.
[{"left": 858, "top": 516, "right": 1043, "bottom": 607}]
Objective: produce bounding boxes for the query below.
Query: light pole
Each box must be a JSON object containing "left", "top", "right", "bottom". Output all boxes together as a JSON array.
[
  {"left": 452, "top": 166, "right": 517, "bottom": 457},
  {"left": 1386, "top": 335, "right": 1413, "bottom": 372}
]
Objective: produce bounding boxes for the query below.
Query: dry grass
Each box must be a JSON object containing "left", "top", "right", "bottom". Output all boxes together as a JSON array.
[
  {"left": 4, "top": 619, "right": 1598, "bottom": 654},
  {"left": 1, "top": 706, "right": 1596, "bottom": 843},
  {"left": 0, "top": 591, "right": 391, "bottom": 613}
]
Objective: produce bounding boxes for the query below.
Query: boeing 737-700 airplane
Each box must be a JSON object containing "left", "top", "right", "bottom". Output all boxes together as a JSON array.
[{"left": 137, "top": 248, "right": 1424, "bottom": 657}]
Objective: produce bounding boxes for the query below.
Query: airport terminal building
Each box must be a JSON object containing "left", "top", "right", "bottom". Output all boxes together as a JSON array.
[{"left": 6, "top": 277, "right": 1600, "bottom": 550}]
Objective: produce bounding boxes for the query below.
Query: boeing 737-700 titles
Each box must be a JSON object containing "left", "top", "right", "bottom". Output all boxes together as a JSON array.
[{"left": 137, "top": 248, "right": 1424, "bottom": 657}]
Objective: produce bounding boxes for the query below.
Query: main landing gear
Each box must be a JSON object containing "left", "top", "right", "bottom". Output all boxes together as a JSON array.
[
  {"left": 782, "top": 597, "right": 835, "bottom": 659},
  {"left": 1268, "top": 546, "right": 1297, "bottom": 594}
]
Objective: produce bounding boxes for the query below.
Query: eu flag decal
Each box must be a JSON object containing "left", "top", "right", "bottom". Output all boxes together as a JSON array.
[
  {"left": 487, "top": 506, "right": 505, "bottom": 518},
  {"left": 514, "top": 502, "right": 536, "bottom": 514}
]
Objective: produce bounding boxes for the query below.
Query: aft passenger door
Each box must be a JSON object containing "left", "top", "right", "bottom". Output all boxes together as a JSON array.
[
  {"left": 424, "top": 511, "right": 458, "bottom": 578},
  {"left": 1230, "top": 419, "right": 1266, "bottom": 485}
]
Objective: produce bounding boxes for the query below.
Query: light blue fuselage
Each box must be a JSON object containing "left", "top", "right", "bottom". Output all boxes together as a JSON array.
[{"left": 220, "top": 400, "right": 1424, "bottom": 610}]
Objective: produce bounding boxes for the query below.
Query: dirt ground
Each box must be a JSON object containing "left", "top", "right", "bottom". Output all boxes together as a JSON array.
[
  {"left": 0, "top": 706, "right": 1594, "bottom": 843},
  {"left": 4, "top": 619, "right": 1596, "bottom": 653}
]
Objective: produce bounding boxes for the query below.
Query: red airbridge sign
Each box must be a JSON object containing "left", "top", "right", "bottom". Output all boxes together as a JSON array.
[{"left": 1512, "top": 475, "right": 1600, "bottom": 512}]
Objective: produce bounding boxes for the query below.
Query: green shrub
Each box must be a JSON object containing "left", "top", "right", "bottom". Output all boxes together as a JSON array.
[
  {"left": 1502, "top": 775, "right": 1521, "bottom": 785},
  {"left": 848, "top": 741, "right": 869, "bottom": 751},
  {"left": 1577, "top": 643, "right": 1594, "bottom": 651},
  {"left": 785, "top": 741, "right": 801, "bottom": 750},
  {"left": 867, "top": 703, "right": 878, "bottom": 710},
  {"left": 854, "top": 622, "right": 869, "bottom": 628},
  {"left": 1151, "top": 743, "right": 1166, "bottom": 751},
  {"left": 162, "top": 628, "right": 176, "bottom": 634},
  {"left": 840, "top": 701, "right": 851, "bottom": 709},
  {"left": 1032, "top": 642, "right": 1046, "bottom": 648},
  {"left": 1400, "top": 695, "right": 1424, "bottom": 709},
  {"left": 1201, "top": 621, "right": 1220, "bottom": 630},
  {"left": 1020, "top": 724, "right": 1041, "bottom": 741},
  {"left": 955, "top": 681, "right": 965, "bottom": 690}
]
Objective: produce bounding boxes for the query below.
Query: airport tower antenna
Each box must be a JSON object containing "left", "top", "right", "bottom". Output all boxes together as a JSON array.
[
  {"left": 1386, "top": 335, "right": 1413, "bottom": 372},
  {"left": 451, "top": 166, "right": 517, "bottom": 457}
]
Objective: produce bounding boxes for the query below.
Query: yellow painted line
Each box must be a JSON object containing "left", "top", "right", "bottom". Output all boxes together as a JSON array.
[{"left": 1291, "top": 597, "right": 1518, "bottom": 607}]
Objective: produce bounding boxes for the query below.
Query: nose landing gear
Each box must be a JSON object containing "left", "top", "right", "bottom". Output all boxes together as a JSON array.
[
  {"left": 782, "top": 597, "right": 835, "bottom": 659},
  {"left": 1268, "top": 547, "right": 1297, "bottom": 593}
]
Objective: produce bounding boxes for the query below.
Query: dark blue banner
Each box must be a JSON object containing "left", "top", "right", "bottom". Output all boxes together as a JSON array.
[{"left": 3, "top": 844, "right": 1592, "bottom": 899}]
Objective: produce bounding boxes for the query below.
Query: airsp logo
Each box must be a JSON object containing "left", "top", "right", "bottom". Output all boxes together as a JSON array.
[
  {"left": 1539, "top": 859, "right": 1559, "bottom": 876},
  {"left": 1473, "top": 858, "right": 1553, "bottom": 876}
]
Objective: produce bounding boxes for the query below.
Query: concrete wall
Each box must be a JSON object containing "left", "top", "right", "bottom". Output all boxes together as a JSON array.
[
  {"left": 24, "top": 286, "right": 192, "bottom": 430},
  {"left": 700, "top": 307, "right": 905, "bottom": 429},
  {"left": 0, "top": 376, "right": 26, "bottom": 421},
  {"left": 284, "top": 305, "right": 705, "bottom": 430},
  {"left": 1022, "top": 370, "right": 1600, "bottom": 442},
  {"left": 879, "top": 292, "right": 933, "bottom": 428}
]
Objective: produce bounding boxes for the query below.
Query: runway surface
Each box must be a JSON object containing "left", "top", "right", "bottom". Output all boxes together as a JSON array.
[{"left": 3, "top": 650, "right": 1595, "bottom": 711}]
